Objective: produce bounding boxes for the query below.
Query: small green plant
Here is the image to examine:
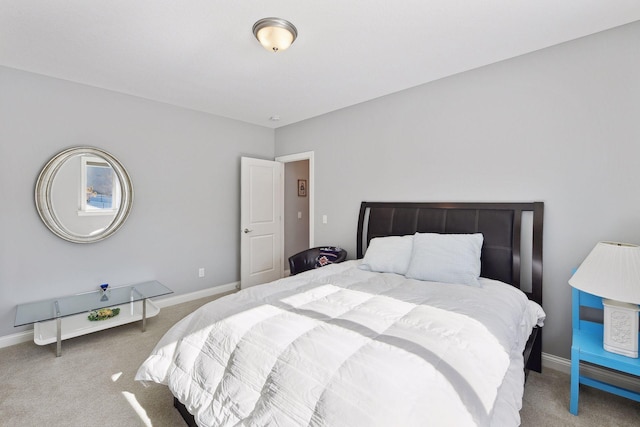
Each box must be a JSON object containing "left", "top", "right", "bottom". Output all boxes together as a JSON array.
[{"left": 88, "top": 307, "right": 120, "bottom": 321}]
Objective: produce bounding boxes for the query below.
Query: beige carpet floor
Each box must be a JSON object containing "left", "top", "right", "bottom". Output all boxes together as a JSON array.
[{"left": 1, "top": 293, "right": 639, "bottom": 426}]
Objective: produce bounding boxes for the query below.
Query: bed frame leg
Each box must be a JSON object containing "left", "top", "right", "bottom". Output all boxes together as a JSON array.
[{"left": 174, "top": 397, "right": 197, "bottom": 427}]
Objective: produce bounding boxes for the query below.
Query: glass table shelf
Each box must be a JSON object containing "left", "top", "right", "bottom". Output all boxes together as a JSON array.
[{"left": 15, "top": 280, "right": 172, "bottom": 356}]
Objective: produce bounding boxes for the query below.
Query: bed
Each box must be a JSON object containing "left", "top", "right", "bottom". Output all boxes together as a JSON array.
[{"left": 136, "top": 201, "right": 545, "bottom": 426}]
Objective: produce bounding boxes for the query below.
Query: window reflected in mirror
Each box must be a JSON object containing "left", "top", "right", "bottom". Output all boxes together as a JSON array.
[{"left": 80, "top": 156, "right": 121, "bottom": 215}]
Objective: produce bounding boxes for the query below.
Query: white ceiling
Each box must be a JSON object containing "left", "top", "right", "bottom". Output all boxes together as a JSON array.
[{"left": 2, "top": 1, "right": 639, "bottom": 128}]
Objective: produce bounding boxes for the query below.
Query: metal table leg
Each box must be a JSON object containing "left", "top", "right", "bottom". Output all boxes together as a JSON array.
[
  {"left": 56, "top": 317, "right": 62, "bottom": 357},
  {"left": 55, "top": 300, "right": 62, "bottom": 357},
  {"left": 142, "top": 298, "right": 147, "bottom": 332}
]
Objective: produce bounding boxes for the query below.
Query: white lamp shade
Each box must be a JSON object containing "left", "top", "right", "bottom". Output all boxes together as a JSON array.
[
  {"left": 569, "top": 241, "right": 640, "bottom": 304},
  {"left": 256, "top": 26, "right": 294, "bottom": 51}
]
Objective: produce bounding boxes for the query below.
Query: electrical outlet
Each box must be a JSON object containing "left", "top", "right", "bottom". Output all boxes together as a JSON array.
[{"left": 198, "top": 268, "right": 205, "bottom": 278}]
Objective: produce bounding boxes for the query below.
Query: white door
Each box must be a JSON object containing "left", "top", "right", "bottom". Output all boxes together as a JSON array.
[{"left": 240, "top": 157, "right": 283, "bottom": 288}]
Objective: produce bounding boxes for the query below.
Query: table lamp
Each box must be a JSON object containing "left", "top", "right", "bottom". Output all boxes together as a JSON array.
[{"left": 569, "top": 241, "right": 640, "bottom": 358}]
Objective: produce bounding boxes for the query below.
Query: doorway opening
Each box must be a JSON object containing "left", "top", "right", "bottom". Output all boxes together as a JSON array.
[{"left": 275, "top": 152, "right": 314, "bottom": 275}]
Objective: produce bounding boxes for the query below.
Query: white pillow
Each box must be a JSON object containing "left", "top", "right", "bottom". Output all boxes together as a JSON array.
[
  {"left": 359, "top": 235, "right": 414, "bottom": 275},
  {"left": 405, "top": 233, "right": 484, "bottom": 287}
]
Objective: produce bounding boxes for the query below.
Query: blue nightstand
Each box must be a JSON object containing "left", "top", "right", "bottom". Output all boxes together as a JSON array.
[{"left": 570, "top": 287, "right": 640, "bottom": 414}]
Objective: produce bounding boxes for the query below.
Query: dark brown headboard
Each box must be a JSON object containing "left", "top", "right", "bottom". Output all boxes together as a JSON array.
[{"left": 356, "top": 202, "right": 544, "bottom": 306}]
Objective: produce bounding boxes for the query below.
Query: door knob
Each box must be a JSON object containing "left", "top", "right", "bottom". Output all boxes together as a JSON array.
[{"left": 243, "top": 228, "right": 253, "bottom": 233}]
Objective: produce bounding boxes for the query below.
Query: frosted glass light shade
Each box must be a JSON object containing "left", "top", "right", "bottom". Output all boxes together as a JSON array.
[
  {"left": 569, "top": 242, "right": 640, "bottom": 304},
  {"left": 253, "top": 18, "right": 297, "bottom": 52}
]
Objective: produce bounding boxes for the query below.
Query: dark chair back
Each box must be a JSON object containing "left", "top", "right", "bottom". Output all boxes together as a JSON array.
[{"left": 288, "top": 247, "right": 347, "bottom": 275}]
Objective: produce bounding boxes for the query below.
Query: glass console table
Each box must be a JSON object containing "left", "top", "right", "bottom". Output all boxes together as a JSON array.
[{"left": 15, "top": 280, "right": 172, "bottom": 357}]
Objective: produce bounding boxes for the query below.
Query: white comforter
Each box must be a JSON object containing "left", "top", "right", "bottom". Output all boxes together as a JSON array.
[{"left": 136, "top": 261, "right": 544, "bottom": 427}]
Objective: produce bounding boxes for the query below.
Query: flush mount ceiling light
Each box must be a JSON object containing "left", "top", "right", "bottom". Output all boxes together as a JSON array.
[{"left": 252, "top": 17, "right": 298, "bottom": 52}]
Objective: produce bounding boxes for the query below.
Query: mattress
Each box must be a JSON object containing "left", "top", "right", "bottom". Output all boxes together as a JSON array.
[{"left": 136, "top": 260, "right": 545, "bottom": 426}]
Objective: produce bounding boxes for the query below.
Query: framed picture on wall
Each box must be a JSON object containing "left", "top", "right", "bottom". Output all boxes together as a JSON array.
[{"left": 298, "top": 179, "right": 307, "bottom": 197}]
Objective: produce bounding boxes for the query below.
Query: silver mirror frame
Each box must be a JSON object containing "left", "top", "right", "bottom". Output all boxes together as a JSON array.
[{"left": 35, "top": 146, "right": 134, "bottom": 243}]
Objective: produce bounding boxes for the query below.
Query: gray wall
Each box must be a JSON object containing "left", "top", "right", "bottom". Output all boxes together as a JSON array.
[
  {"left": 284, "top": 160, "right": 310, "bottom": 269},
  {"left": 0, "top": 66, "right": 274, "bottom": 338},
  {"left": 274, "top": 21, "right": 640, "bottom": 359}
]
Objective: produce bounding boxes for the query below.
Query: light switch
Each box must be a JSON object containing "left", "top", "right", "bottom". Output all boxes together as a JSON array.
[
  {"left": 322, "top": 215, "right": 328, "bottom": 224},
  {"left": 298, "top": 211, "right": 302, "bottom": 219}
]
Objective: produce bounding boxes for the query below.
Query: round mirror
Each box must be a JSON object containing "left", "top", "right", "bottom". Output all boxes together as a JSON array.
[{"left": 35, "top": 147, "right": 134, "bottom": 243}]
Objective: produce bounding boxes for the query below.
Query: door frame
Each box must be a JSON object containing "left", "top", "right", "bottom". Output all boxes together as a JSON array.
[{"left": 275, "top": 151, "right": 315, "bottom": 254}]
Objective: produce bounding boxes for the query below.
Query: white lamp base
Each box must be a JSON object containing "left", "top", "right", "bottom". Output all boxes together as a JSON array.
[{"left": 603, "top": 299, "right": 639, "bottom": 358}]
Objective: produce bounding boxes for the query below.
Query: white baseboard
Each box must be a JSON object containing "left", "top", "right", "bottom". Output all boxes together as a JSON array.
[
  {"left": 542, "top": 352, "right": 640, "bottom": 393},
  {"left": 0, "top": 282, "right": 239, "bottom": 350},
  {"left": 542, "top": 352, "right": 571, "bottom": 374},
  {"left": 152, "top": 282, "right": 239, "bottom": 308},
  {"left": 0, "top": 330, "right": 33, "bottom": 349}
]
